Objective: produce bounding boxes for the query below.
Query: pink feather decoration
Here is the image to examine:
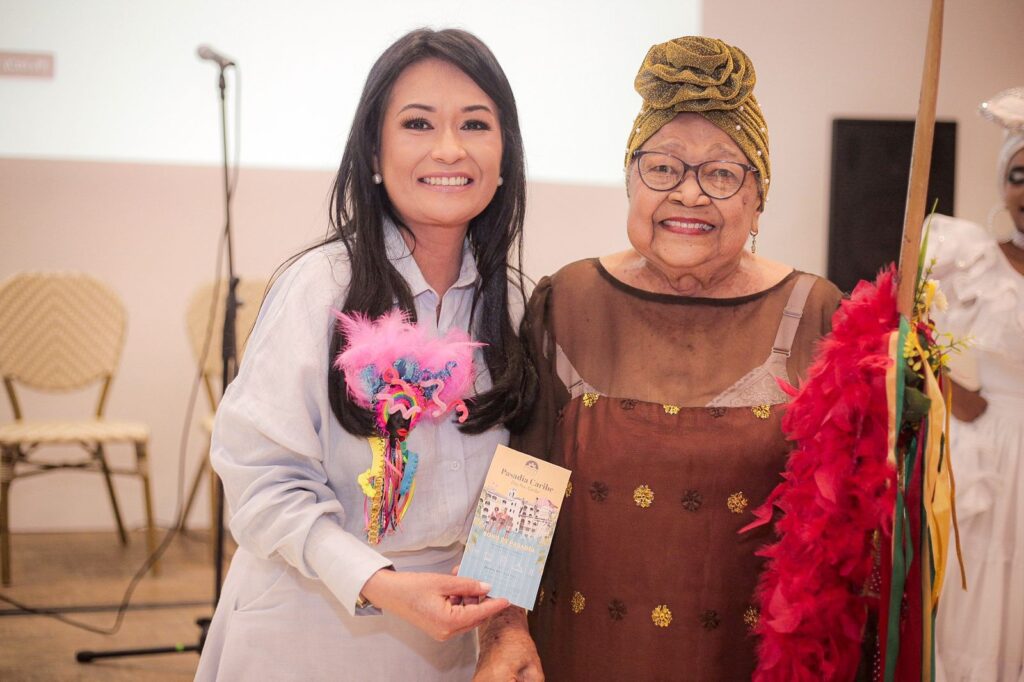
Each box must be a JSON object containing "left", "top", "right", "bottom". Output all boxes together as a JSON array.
[{"left": 332, "top": 309, "right": 482, "bottom": 415}]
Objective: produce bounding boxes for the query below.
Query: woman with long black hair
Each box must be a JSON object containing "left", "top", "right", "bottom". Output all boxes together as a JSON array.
[{"left": 195, "top": 28, "right": 539, "bottom": 681}]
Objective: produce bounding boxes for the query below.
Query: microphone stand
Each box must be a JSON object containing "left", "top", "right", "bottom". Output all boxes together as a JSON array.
[
  {"left": 213, "top": 62, "right": 239, "bottom": 612},
  {"left": 76, "top": 57, "right": 238, "bottom": 665}
]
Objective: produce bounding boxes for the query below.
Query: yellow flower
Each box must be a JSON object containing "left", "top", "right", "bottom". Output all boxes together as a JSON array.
[
  {"left": 932, "top": 281, "right": 948, "bottom": 312},
  {"left": 924, "top": 279, "right": 937, "bottom": 310},
  {"left": 662, "top": 404, "right": 680, "bottom": 415},
  {"left": 751, "top": 404, "right": 771, "bottom": 420},
  {"left": 633, "top": 484, "right": 654, "bottom": 508},
  {"left": 582, "top": 392, "right": 600, "bottom": 407},
  {"left": 651, "top": 604, "right": 672, "bottom": 627}
]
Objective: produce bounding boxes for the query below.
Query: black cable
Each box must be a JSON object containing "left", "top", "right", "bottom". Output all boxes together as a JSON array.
[
  {"left": 0, "top": 66, "right": 243, "bottom": 633},
  {"left": 0, "top": 229, "right": 227, "bottom": 635},
  {"left": 0, "top": 598, "right": 211, "bottom": 617}
]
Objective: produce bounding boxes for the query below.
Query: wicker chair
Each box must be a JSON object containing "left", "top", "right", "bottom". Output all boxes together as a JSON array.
[
  {"left": 0, "top": 272, "right": 157, "bottom": 585},
  {"left": 178, "top": 279, "right": 266, "bottom": 534}
]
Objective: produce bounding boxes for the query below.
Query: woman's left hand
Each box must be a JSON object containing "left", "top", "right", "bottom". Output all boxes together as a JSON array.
[{"left": 473, "top": 606, "right": 544, "bottom": 682}]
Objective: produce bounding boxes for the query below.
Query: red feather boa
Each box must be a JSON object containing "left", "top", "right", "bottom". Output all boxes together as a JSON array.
[{"left": 744, "top": 267, "right": 899, "bottom": 681}]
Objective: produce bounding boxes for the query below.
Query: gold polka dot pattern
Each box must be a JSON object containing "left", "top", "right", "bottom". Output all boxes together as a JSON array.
[
  {"left": 727, "top": 492, "right": 749, "bottom": 514},
  {"left": 571, "top": 591, "right": 586, "bottom": 614},
  {"left": 743, "top": 606, "right": 760, "bottom": 631},
  {"left": 633, "top": 484, "right": 654, "bottom": 508},
  {"left": 651, "top": 604, "right": 672, "bottom": 627}
]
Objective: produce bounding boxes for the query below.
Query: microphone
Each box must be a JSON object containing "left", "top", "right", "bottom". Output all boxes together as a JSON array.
[{"left": 196, "top": 44, "right": 235, "bottom": 68}]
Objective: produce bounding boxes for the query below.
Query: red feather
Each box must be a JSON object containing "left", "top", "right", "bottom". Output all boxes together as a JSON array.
[{"left": 748, "top": 266, "right": 899, "bottom": 681}]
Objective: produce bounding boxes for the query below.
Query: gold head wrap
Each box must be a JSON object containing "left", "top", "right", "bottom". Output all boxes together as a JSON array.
[{"left": 625, "top": 36, "right": 770, "bottom": 201}]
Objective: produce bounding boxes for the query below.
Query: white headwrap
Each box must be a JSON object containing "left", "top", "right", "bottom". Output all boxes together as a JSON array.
[
  {"left": 980, "top": 87, "right": 1024, "bottom": 190},
  {"left": 996, "top": 131, "right": 1024, "bottom": 191}
]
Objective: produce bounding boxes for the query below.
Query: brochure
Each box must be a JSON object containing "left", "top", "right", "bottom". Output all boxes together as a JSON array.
[{"left": 458, "top": 444, "right": 571, "bottom": 610}]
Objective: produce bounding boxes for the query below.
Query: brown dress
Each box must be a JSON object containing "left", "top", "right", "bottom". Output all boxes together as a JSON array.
[{"left": 513, "top": 259, "right": 842, "bottom": 681}]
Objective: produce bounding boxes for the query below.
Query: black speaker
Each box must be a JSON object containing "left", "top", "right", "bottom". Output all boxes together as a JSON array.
[{"left": 827, "top": 119, "right": 956, "bottom": 293}]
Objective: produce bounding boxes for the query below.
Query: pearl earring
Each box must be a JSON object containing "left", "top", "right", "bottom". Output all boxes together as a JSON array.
[
  {"left": 497, "top": 176, "right": 504, "bottom": 187},
  {"left": 372, "top": 173, "right": 382, "bottom": 185}
]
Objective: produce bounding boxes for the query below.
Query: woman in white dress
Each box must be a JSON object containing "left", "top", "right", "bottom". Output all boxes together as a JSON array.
[
  {"left": 195, "top": 28, "right": 541, "bottom": 681},
  {"left": 931, "top": 87, "right": 1024, "bottom": 682}
]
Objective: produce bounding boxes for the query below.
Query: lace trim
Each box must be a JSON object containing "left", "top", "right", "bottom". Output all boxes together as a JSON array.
[
  {"left": 555, "top": 341, "right": 790, "bottom": 407},
  {"left": 705, "top": 354, "right": 790, "bottom": 407}
]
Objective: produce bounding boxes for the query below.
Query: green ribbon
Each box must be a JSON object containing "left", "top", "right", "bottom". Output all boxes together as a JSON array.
[{"left": 884, "top": 315, "right": 911, "bottom": 682}]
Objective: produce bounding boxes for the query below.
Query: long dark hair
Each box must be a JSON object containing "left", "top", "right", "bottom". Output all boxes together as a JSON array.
[{"left": 327, "top": 28, "right": 535, "bottom": 436}]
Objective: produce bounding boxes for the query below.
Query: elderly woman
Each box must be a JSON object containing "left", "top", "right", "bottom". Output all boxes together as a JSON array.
[
  {"left": 928, "top": 88, "right": 1024, "bottom": 682},
  {"left": 512, "top": 36, "right": 842, "bottom": 679}
]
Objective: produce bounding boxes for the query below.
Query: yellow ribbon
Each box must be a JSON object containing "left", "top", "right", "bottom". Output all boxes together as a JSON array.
[
  {"left": 907, "top": 332, "right": 962, "bottom": 607},
  {"left": 360, "top": 436, "right": 387, "bottom": 545}
]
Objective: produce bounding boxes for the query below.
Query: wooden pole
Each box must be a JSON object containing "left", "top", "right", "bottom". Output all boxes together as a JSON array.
[{"left": 896, "top": 0, "right": 944, "bottom": 318}]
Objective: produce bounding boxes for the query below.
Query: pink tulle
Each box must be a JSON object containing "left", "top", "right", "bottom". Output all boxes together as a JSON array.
[
  {"left": 746, "top": 267, "right": 899, "bottom": 681},
  {"left": 332, "top": 309, "right": 482, "bottom": 413}
]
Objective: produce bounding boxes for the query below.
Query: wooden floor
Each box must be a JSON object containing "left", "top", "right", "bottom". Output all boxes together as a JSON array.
[{"left": 0, "top": 529, "right": 231, "bottom": 681}]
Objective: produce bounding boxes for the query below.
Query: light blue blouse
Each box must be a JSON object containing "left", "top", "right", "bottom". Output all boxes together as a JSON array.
[{"left": 211, "top": 223, "right": 510, "bottom": 616}]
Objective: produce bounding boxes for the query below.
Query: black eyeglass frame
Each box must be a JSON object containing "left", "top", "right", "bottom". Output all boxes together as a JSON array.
[{"left": 631, "top": 150, "right": 760, "bottom": 199}]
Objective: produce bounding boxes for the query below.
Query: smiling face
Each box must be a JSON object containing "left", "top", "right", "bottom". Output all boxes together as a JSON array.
[
  {"left": 1004, "top": 148, "right": 1024, "bottom": 234},
  {"left": 626, "top": 113, "right": 762, "bottom": 279},
  {"left": 377, "top": 58, "right": 503, "bottom": 239}
]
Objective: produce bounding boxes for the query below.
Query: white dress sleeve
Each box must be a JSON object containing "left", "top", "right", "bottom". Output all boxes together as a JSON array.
[
  {"left": 210, "top": 247, "right": 392, "bottom": 614},
  {"left": 925, "top": 215, "right": 995, "bottom": 390},
  {"left": 928, "top": 214, "right": 1023, "bottom": 360}
]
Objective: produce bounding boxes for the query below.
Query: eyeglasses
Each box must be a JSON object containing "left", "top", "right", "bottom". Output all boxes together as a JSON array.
[{"left": 632, "top": 150, "right": 759, "bottom": 199}]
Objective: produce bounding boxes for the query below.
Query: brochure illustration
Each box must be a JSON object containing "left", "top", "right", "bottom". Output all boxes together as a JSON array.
[{"left": 458, "top": 444, "right": 571, "bottom": 610}]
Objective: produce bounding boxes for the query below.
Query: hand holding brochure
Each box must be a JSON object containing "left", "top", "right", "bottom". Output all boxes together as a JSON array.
[{"left": 458, "top": 445, "right": 571, "bottom": 610}]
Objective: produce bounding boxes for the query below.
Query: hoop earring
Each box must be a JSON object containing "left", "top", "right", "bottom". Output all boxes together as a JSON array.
[
  {"left": 372, "top": 173, "right": 383, "bottom": 185},
  {"left": 749, "top": 228, "right": 758, "bottom": 255},
  {"left": 1013, "top": 229, "right": 1024, "bottom": 251},
  {"left": 986, "top": 202, "right": 1007, "bottom": 233}
]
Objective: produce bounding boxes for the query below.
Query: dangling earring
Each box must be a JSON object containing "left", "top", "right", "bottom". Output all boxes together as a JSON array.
[
  {"left": 986, "top": 202, "right": 1007, "bottom": 233},
  {"left": 372, "top": 173, "right": 383, "bottom": 185},
  {"left": 497, "top": 176, "right": 504, "bottom": 187},
  {"left": 1013, "top": 229, "right": 1024, "bottom": 250},
  {"left": 749, "top": 228, "right": 758, "bottom": 254}
]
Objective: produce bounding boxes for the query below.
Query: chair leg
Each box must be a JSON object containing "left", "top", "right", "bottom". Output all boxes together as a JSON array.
[
  {"left": 178, "top": 447, "right": 209, "bottom": 533},
  {"left": 96, "top": 444, "right": 128, "bottom": 545},
  {"left": 0, "top": 446, "right": 14, "bottom": 586},
  {"left": 135, "top": 441, "right": 159, "bottom": 576}
]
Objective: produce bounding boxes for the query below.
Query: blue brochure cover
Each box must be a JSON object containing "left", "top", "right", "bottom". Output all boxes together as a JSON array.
[{"left": 458, "top": 445, "right": 571, "bottom": 610}]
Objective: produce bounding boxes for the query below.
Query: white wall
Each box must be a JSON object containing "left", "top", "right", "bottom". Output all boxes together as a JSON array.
[
  {"left": 0, "top": 0, "right": 700, "bottom": 185},
  {"left": 0, "top": 1, "right": 698, "bottom": 533},
  {"left": 2, "top": 0, "right": 1023, "bottom": 534},
  {"left": 704, "top": 0, "right": 1024, "bottom": 274}
]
